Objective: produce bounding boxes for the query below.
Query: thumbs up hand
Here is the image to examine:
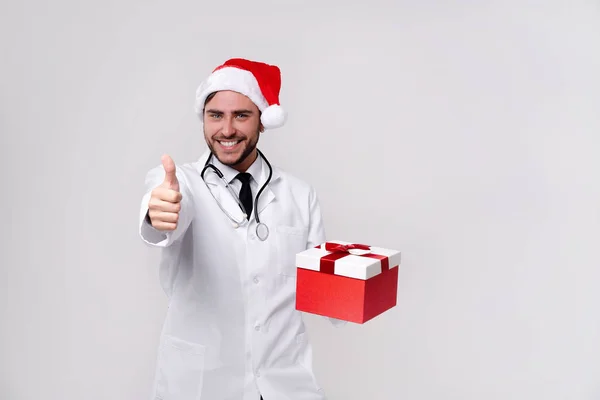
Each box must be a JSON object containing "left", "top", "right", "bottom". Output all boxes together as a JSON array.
[
  {"left": 147, "top": 155, "right": 183, "bottom": 231},
  {"left": 160, "top": 154, "right": 179, "bottom": 191}
]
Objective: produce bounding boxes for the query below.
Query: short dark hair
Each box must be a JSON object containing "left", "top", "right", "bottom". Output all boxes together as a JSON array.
[{"left": 204, "top": 92, "right": 217, "bottom": 108}]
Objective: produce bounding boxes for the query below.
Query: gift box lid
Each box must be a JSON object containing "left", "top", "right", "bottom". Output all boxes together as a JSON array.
[{"left": 296, "top": 240, "right": 401, "bottom": 280}]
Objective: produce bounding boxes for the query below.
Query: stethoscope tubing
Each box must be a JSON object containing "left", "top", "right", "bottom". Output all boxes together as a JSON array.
[{"left": 200, "top": 149, "right": 272, "bottom": 238}]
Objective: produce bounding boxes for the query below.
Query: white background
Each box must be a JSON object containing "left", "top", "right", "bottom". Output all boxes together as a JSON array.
[{"left": 1, "top": 1, "right": 600, "bottom": 399}]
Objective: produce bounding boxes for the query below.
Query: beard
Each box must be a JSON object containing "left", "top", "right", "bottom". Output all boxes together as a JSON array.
[{"left": 206, "top": 127, "right": 261, "bottom": 168}]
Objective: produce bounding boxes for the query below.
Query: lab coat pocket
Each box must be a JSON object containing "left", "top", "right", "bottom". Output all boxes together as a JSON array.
[
  {"left": 154, "top": 335, "right": 206, "bottom": 400},
  {"left": 275, "top": 225, "right": 308, "bottom": 277}
]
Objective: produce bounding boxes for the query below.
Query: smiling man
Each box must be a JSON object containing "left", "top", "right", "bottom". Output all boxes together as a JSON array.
[
  {"left": 203, "top": 89, "right": 262, "bottom": 172},
  {"left": 139, "top": 58, "right": 341, "bottom": 400}
]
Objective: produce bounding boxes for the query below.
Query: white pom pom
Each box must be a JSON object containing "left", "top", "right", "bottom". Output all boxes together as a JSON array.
[{"left": 260, "top": 104, "right": 286, "bottom": 129}]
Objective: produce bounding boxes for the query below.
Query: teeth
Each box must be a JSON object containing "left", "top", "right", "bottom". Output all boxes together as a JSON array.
[{"left": 220, "top": 141, "right": 238, "bottom": 147}]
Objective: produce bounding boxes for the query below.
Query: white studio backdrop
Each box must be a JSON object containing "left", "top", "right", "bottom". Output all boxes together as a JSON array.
[{"left": 1, "top": 1, "right": 599, "bottom": 399}]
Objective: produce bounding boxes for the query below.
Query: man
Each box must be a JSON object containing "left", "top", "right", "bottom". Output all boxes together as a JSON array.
[{"left": 139, "top": 58, "right": 342, "bottom": 400}]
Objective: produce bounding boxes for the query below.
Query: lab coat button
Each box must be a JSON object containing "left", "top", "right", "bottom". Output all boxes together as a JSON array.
[
  {"left": 255, "top": 325, "right": 260, "bottom": 331},
  {"left": 253, "top": 277, "right": 259, "bottom": 284}
]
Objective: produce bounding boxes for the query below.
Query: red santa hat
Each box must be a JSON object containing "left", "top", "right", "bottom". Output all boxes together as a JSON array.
[{"left": 194, "top": 58, "right": 286, "bottom": 129}]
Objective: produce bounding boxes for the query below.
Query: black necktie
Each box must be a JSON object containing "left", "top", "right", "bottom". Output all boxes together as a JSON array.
[{"left": 235, "top": 172, "right": 253, "bottom": 217}]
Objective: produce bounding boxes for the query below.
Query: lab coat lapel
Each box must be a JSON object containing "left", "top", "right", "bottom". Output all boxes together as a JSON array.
[
  {"left": 200, "top": 152, "right": 246, "bottom": 223},
  {"left": 256, "top": 168, "right": 280, "bottom": 215},
  {"left": 210, "top": 176, "right": 246, "bottom": 222}
]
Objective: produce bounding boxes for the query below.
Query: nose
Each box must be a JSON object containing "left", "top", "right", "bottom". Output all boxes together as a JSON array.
[{"left": 221, "top": 116, "right": 235, "bottom": 137}]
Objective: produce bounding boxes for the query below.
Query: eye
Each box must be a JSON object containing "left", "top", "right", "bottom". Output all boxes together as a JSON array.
[
  {"left": 236, "top": 113, "right": 248, "bottom": 119},
  {"left": 210, "top": 113, "right": 222, "bottom": 119}
]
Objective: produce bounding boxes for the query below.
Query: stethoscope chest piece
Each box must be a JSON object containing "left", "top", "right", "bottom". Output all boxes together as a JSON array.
[{"left": 256, "top": 222, "right": 269, "bottom": 241}]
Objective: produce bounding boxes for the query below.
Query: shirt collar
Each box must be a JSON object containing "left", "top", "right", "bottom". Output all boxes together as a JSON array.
[{"left": 210, "top": 152, "right": 265, "bottom": 185}]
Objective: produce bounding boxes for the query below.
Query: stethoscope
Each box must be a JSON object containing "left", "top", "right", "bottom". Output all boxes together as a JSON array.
[{"left": 200, "top": 149, "right": 272, "bottom": 241}]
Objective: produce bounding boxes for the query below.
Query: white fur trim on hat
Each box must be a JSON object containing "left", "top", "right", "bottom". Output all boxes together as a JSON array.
[{"left": 194, "top": 67, "right": 286, "bottom": 129}]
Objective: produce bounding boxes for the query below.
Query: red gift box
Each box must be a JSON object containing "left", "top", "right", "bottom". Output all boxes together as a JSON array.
[{"left": 295, "top": 240, "right": 401, "bottom": 324}]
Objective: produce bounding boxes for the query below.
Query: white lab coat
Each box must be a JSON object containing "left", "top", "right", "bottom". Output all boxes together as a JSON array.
[{"left": 138, "top": 148, "right": 338, "bottom": 400}]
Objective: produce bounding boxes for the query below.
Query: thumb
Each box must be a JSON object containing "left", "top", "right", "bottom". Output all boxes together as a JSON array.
[{"left": 161, "top": 154, "right": 179, "bottom": 190}]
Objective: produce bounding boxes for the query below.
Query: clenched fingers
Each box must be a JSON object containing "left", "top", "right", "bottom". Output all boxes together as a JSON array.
[
  {"left": 151, "top": 220, "right": 178, "bottom": 231},
  {"left": 151, "top": 187, "right": 182, "bottom": 204},
  {"left": 148, "top": 197, "right": 182, "bottom": 213},
  {"left": 148, "top": 210, "right": 179, "bottom": 224}
]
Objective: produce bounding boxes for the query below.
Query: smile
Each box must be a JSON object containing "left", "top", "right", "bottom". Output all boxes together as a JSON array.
[{"left": 218, "top": 140, "right": 242, "bottom": 149}]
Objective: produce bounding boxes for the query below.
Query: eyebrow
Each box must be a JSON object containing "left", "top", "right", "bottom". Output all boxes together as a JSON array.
[{"left": 205, "top": 109, "right": 255, "bottom": 115}]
